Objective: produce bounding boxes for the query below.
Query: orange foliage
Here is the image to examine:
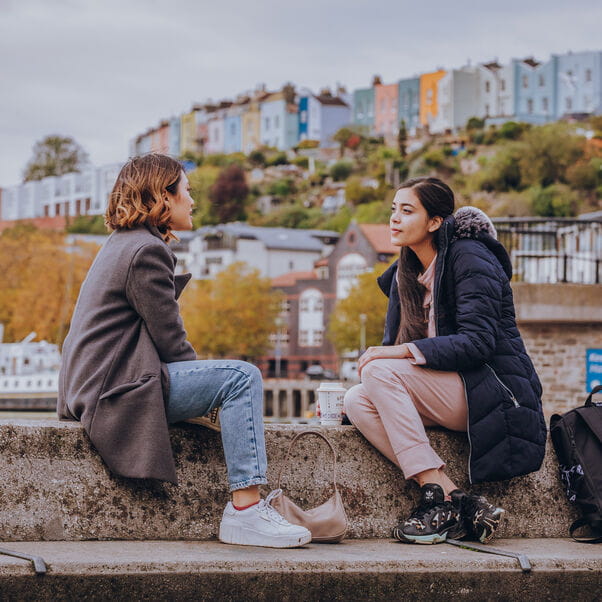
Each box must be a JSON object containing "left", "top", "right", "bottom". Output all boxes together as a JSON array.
[{"left": 0, "top": 224, "right": 99, "bottom": 346}]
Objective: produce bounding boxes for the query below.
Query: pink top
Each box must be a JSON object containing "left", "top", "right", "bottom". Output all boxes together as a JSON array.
[{"left": 405, "top": 254, "right": 437, "bottom": 365}]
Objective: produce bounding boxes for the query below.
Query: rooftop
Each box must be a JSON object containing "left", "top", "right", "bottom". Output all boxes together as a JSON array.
[{"left": 358, "top": 224, "right": 398, "bottom": 255}]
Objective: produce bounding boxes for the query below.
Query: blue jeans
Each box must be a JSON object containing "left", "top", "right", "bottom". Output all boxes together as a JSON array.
[{"left": 166, "top": 360, "right": 268, "bottom": 492}]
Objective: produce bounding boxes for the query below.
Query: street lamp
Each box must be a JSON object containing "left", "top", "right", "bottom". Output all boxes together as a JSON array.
[
  {"left": 274, "top": 316, "right": 283, "bottom": 379},
  {"left": 359, "top": 313, "right": 367, "bottom": 356}
]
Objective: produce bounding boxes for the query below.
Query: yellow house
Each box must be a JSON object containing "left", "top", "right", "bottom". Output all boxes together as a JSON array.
[
  {"left": 419, "top": 70, "right": 446, "bottom": 127},
  {"left": 242, "top": 93, "right": 268, "bottom": 153},
  {"left": 180, "top": 109, "right": 198, "bottom": 155}
]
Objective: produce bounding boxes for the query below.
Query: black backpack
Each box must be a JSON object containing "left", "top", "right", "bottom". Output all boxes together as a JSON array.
[{"left": 550, "top": 385, "right": 602, "bottom": 543}]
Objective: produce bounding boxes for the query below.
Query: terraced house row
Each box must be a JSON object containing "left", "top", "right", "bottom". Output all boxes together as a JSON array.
[{"left": 132, "top": 49, "right": 602, "bottom": 156}]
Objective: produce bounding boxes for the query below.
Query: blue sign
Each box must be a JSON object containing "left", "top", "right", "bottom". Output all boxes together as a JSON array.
[{"left": 586, "top": 349, "right": 602, "bottom": 392}]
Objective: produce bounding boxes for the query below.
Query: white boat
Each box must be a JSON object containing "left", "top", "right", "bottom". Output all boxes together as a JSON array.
[{"left": 0, "top": 330, "right": 59, "bottom": 410}]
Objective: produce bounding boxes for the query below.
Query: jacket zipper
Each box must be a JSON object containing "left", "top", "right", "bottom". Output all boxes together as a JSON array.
[
  {"left": 459, "top": 372, "right": 473, "bottom": 484},
  {"left": 486, "top": 363, "right": 520, "bottom": 407}
]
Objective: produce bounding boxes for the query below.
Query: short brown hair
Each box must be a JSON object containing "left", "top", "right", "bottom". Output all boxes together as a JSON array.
[{"left": 105, "top": 153, "right": 183, "bottom": 241}]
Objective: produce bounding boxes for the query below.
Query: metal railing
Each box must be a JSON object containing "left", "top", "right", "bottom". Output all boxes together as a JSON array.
[{"left": 492, "top": 218, "right": 602, "bottom": 284}]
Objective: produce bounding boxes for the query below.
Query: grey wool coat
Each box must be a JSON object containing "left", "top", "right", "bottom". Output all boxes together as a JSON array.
[{"left": 58, "top": 224, "right": 196, "bottom": 483}]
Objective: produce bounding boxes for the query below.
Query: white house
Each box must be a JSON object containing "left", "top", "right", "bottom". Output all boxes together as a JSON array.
[
  {"left": 430, "top": 67, "right": 480, "bottom": 133},
  {"left": 187, "top": 223, "right": 339, "bottom": 280}
]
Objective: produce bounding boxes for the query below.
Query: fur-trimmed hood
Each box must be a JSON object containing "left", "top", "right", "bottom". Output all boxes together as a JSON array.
[{"left": 440, "top": 207, "right": 511, "bottom": 279}]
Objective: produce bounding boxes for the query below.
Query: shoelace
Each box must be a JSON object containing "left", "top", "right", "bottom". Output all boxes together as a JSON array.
[{"left": 260, "top": 489, "right": 292, "bottom": 525}]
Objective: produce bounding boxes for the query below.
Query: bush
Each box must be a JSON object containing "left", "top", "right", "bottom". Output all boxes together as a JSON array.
[
  {"left": 529, "top": 184, "right": 578, "bottom": 217},
  {"left": 476, "top": 143, "right": 522, "bottom": 192},
  {"left": 268, "top": 178, "right": 295, "bottom": 197},
  {"left": 345, "top": 176, "right": 378, "bottom": 205},
  {"left": 297, "top": 139, "right": 320, "bottom": 149},
  {"left": 466, "top": 117, "right": 485, "bottom": 130},
  {"left": 292, "top": 156, "right": 309, "bottom": 169},
  {"left": 422, "top": 149, "right": 447, "bottom": 169},
  {"left": 566, "top": 159, "right": 601, "bottom": 191},
  {"left": 355, "top": 200, "right": 390, "bottom": 224},
  {"left": 66, "top": 214, "right": 107, "bottom": 234},
  {"left": 498, "top": 121, "right": 530, "bottom": 140},
  {"left": 266, "top": 152, "right": 289, "bottom": 166},
  {"left": 330, "top": 160, "right": 354, "bottom": 181},
  {"left": 248, "top": 150, "right": 266, "bottom": 167}
]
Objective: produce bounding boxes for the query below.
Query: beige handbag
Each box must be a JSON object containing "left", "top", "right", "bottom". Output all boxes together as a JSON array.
[{"left": 270, "top": 430, "right": 348, "bottom": 543}]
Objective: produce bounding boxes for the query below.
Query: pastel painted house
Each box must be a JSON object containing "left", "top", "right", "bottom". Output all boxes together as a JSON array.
[
  {"left": 430, "top": 67, "right": 480, "bottom": 134},
  {"left": 260, "top": 91, "right": 299, "bottom": 150},
  {"left": 352, "top": 86, "right": 375, "bottom": 134},
  {"left": 242, "top": 92, "right": 266, "bottom": 154},
  {"left": 205, "top": 104, "right": 230, "bottom": 155},
  {"left": 168, "top": 116, "right": 181, "bottom": 157},
  {"left": 224, "top": 99, "right": 247, "bottom": 154},
  {"left": 555, "top": 50, "right": 602, "bottom": 118},
  {"left": 513, "top": 57, "right": 558, "bottom": 124},
  {"left": 298, "top": 89, "right": 351, "bottom": 147},
  {"left": 374, "top": 82, "right": 399, "bottom": 144},
  {"left": 477, "top": 61, "right": 515, "bottom": 121},
  {"left": 419, "top": 69, "right": 446, "bottom": 129},
  {"left": 398, "top": 77, "right": 420, "bottom": 135}
]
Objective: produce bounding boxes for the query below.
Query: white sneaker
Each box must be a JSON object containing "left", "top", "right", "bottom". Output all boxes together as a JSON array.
[{"left": 219, "top": 489, "right": 312, "bottom": 548}]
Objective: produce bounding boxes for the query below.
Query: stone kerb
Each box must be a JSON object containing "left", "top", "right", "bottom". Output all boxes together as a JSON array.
[{"left": 0, "top": 420, "right": 575, "bottom": 542}]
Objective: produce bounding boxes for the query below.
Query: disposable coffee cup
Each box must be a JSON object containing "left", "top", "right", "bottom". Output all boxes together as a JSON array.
[{"left": 317, "top": 382, "right": 346, "bottom": 426}]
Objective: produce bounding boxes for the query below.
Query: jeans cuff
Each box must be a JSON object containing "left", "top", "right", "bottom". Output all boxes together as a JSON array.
[{"left": 229, "top": 476, "right": 268, "bottom": 492}]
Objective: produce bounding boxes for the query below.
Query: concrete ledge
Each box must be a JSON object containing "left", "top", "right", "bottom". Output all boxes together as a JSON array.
[
  {"left": 0, "top": 540, "right": 600, "bottom": 600},
  {"left": 0, "top": 420, "right": 576, "bottom": 541}
]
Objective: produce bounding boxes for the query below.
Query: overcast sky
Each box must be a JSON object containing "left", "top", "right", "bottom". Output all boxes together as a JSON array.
[{"left": 1, "top": 0, "right": 601, "bottom": 186}]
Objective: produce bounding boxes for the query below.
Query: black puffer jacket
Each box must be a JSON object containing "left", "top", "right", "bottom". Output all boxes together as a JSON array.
[{"left": 377, "top": 207, "right": 546, "bottom": 484}]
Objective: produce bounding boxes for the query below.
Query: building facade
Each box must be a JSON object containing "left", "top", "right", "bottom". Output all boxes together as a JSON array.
[
  {"left": 419, "top": 69, "right": 446, "bottom": 128},
  {"left": 298, "top": 90, "right": 351, "bottom": 147},
  {"left": 374, "top": 82, "right": 399, "bottom": 144},
  {"left": 351, "top": 86, "right": 375, "bottom": 134},
  {"left": 555, "top": 50, "right": 602, "bottom": 118},
  {"left": 430, "top": 68, "right": 480, "bottom": 133},
  {"left": 398, "top": 77, "right": 420, "bottom": 135}
]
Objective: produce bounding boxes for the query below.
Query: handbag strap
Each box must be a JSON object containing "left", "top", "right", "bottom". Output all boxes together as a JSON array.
[{"left": 276, "top": 430, "right": 339, "bottom": 492}]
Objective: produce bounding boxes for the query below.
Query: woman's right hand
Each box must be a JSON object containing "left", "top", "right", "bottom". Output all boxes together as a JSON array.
[{"left": 358, "top": 344, "right": 412, "bottom": 379}]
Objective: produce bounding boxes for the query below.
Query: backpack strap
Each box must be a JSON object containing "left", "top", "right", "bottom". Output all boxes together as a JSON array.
[
  {"left": 585, "top": 384, "right": 602, "bottom": 407},
  {"left": 570, "top": 517, "right": 602, "bottom": 544}
]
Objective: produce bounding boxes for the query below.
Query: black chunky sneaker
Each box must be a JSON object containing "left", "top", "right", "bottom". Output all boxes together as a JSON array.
[
  {"left": 450, "top": 489, "right": 505, "bottom": 543},
  {"left": 393, "top": 483, "right": 466, "bottom": 544}
]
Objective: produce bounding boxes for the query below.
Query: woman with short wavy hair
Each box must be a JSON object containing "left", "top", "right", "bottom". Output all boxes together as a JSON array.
[{"left": 58, "top": 153, "right": 311, "bottom": 549}]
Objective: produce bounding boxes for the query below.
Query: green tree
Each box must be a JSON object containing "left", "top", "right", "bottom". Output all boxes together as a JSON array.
[
  {"left": 23, "top": 135, "right": 89, "bottom": 182},
  {"left": 209, "top": 164, "right": 249, "bottom": 223},
  {"left": 180, "top": 263, "right": 283, "bottom": 359},
  {"left": 327, "top": 264, "right": 390, "bottom": 354},
  {"left": 188, "top": 165, "right": 220, "bottom": 227},
  {"left": 466, "top": 116, "right": 485, "bottom": 131},
  {"left": 529, "top": 184, "right": 579, "bottom": 217},
  {"left": 398, "top": 119, "right": 408, "bottom": 157},
  {"left": 66, "top": 214, "right": 108, "bottom": 234},
  {"left": 345, "top": 176, "right": 378, "bottom": 205},
  {"left": 519, "top": 123, "right": 585, "bottom": 187},
  {"left": 333, "top": 127, "right": 354, "bottom": 158},
  {"left": 330, "top": 160, "right": 354, "bottom": 181}
]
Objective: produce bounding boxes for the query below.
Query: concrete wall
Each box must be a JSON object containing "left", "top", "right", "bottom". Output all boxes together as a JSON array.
[{"left": 513, "top": 283, "right": 602, "bottom": 415}]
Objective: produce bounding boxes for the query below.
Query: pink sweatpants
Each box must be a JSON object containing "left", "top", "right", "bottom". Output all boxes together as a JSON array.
[{"left": 343, "top": 358, "right": 467, "bottom": 480}]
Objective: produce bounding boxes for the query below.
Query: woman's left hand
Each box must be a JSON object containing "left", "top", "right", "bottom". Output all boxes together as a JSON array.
[{"left": 358, "top": 344, "right": 413, "bottom": 378}]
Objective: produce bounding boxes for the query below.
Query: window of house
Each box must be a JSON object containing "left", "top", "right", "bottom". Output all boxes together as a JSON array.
[
  {"left": 356, "top": 103, "right": 364, "bottom": 119},
  {"left": 230, "top": 123, "right": 236, "bottom": 135},
  {"left": 275, "top": 115, "right": 280, "bottom": 128},
  {"left": 542, "top": 97, "right": 549, "bottom": 112},
  {"left": 485, "top": 104, "right": 490, "bottom": 116},
  {"left": 527, "top": 98, "right": 533, "bottom": 114},
  {"left": 501, "top": 79, "right": 506, "bottom": 91},
  {"left": 538, "top": 74, "right": 545, "bottom": 87},
  {"left": 336, "top": 253, "right": 368, "bottom": 299},
  {"left": 265, "top": 117, "right": 270, "bottom": 131},
  {"left": 566, "top": 97, "right": 572, "bottom": 111},
  {"left": 300, "top": 110, "right": 308, "bottom": 123},
  {"left": 522, "top": 75, "right": 528, "bottom": 89},
  {"left": 298, "top": 289, "right": 324, "bottom": 347},
  {"left": 485, "top": 81, "right": 490, "bottom": 93},
  {"left": 426, "top": 89, "right": 433, "bottom": 104},
  {"left": 585, "top": 69, "right": 592, "bottom": 82}
]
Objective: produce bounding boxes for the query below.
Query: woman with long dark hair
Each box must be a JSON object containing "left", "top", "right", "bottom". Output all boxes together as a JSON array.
[
  {"left": 58, "top": 153, "right": 311, "bottom": 549},
  {"left": 344, "top": 177, "right": 546, "bottom": 544}
]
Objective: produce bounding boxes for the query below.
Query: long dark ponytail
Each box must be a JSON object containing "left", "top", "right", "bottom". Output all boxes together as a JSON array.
[{"left": 396, "top": 177, "right": 455, "bottom": 344}]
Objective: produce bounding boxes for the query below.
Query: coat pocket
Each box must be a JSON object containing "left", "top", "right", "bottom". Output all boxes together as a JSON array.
[{"left": 99, "top": 374, "right": 155, "bottom": 400}]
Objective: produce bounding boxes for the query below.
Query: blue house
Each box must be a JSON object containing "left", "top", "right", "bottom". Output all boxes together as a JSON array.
[
  {"left": 298, "top": 90, "right": 351, "bottom": 147},
  {"left": 352, "top": 87, "right": 375, "bottom": 134},
  {"left": 555, "top": 50, "right": 602, "bottom": 118},
  {"left": 224, "top": 113, "right": 243, "bottom": 154},
  {"left": 398, "top": 77, "right": 420, "bottom": 135},
  {"left": 168, "top": 116, "right": 181, "bottom": 157},
  {"left": 513, "top": 57, "right": 559, "bottom": 124}
]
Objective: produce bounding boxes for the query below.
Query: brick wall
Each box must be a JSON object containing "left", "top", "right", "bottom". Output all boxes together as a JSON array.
[{"left": 520, "top": 322, "right": 602, "bottom": 417}]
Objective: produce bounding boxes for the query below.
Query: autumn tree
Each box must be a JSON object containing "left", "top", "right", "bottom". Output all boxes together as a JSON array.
[
  {"left": 23, "top": 135, "right": 89, "bottom": 182},
  {"left": 0, "top": 225, "right": 99, "bottom": 345},
  {"left": 188, "top": 164, "right": 221, "bottom": 227},
  {"left": 327, "top": 263, "right": 390, "bottom": 354},
  {"left": 180, "top": 262, "right": 283, "bottom": 359},
  {"left": 209, "top": 164, "right": 249, "bottom": 223}
]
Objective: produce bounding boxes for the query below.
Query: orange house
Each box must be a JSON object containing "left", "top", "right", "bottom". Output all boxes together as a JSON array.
[
  {"left": 374, "top": 82, "right": 399, "bottom": 145},
  {"left": 419, "top": 70, "right": 446, "bottom": 127}
]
